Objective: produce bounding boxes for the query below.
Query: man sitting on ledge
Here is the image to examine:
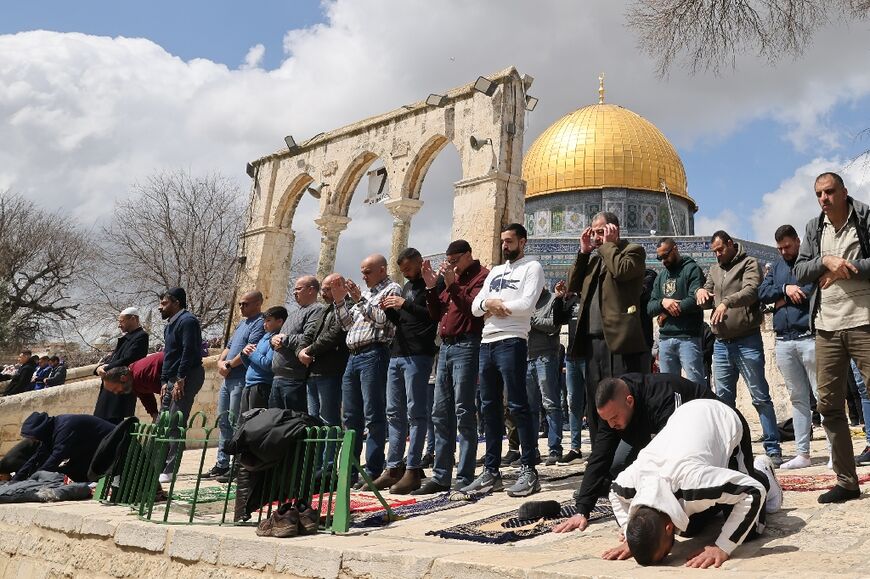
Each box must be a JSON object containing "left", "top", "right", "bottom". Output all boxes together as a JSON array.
[{"left": 604, "top": 399, "right": 781, "bottom": 568}]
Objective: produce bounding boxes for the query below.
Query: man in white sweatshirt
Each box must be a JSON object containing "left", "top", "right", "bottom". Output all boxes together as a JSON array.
[
  {"left": 604, "top": 399, "right": 782, "bottom": 569},
  {"left": 464, "top": 223, "right": 545, "bottom": 497}
]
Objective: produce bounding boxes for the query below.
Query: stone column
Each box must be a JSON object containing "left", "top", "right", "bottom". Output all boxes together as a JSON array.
[
  {"left": 314, "top": 214, "right": 351, "bottom": 280},
  {"left": 236, "top": 225, "right": 295, "bottom": 308},
  {"left": 383, "top": 198, "right": 424, "bottom": 281},
  {"left": 451, "top": 171, "right": 525, "bottom": 268}
]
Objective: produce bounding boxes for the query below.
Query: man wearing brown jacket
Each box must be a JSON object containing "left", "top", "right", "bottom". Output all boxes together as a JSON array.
[
  {"left": 567, "top": 211, "right": 648, "bottom": 443},
  {"left": 696, "top": 230, "right": 782, "bottom": 465}
]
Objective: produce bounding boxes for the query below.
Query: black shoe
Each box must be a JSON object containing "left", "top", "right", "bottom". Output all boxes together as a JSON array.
[
  {"left": 818, "top": 485, "right": 861, "bottom": 503},
  {"left": 510, "top": 450, "right": 541, "bottom": 467},
  {"left": 475, "top": 455, "right": 485, "bottom": 467},
  {"left": 768, "top": 453, "right": 783, "bottom": 468},
  {"left": 216, "top": 472, "right": 231, "bottom": 484},
  {"left": 501, "top": 450, "right": 520, "bottom": 466},
  {"left": 206, "top": 465, "right": 229, "bottom": 478},
  {"left": 420, "top": 452, "right": 434, "bottom": 469},
  {"left": 545, "top": 452, "right": 562, "bottom": 466},
  {"left": 410, "top": 479, "right": 450, "bottom": 495},
  {"left": 558, "top": 449, "right": 582, "bottom": 464},
  {"left": 856, "top": 446, "right": 870, "bottom": 466}
]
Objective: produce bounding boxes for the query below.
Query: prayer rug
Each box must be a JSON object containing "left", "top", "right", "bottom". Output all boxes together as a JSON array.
[
  {"left": 311, "top": 491, "right": 417, "bottom": 517},
  {"left": 778, "top": 472, "right": 870, "bottom": 492},
  {"left": 171, "top": 484, "right": 235, "bottom": 503},
  {"left": 352, "top": 491, "right": 484, "bottom": 528},
  {"left": 426, "top": 497, "right": 613, "bottom": 544}
]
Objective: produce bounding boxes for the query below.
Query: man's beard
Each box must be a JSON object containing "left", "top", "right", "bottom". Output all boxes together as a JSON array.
[{"left": 503, "top": 248, "right": 520, "bottom": 262}]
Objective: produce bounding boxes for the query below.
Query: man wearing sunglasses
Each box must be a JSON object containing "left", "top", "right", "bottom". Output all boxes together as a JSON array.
[{"left": 648, "top": 238, "right": 707, "bottom": 385}]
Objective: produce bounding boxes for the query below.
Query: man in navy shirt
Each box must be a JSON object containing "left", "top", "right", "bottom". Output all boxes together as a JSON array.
[
  {"left": 158, "top": 287, "right": 203, "bottom": 483},
  {"left": 206, "top": 290, "right": 264, "bottom": 479}
]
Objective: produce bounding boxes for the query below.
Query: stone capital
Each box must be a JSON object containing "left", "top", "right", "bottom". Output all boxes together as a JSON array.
[
  {"left": 383, "top": 198, "right": 424, "bottom": 222},
  {"left": 314, "top": 215, "right": 351, "bottom": 236}
]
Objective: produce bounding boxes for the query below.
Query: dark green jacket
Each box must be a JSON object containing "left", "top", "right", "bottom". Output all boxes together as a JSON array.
[{"left": 647, "top": 256, "right": 706, "bottom": 338}]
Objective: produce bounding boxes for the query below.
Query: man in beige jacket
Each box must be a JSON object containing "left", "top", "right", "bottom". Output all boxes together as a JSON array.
[{"left": 696, "top": 230, "right": 782, "bottom": 465}]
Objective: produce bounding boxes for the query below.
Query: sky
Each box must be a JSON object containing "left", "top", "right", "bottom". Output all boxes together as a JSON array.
[{"left": 3, "top": 0, "right": 870, "bottom": 284}]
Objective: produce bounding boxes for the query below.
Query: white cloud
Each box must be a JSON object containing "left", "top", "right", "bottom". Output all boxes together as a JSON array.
[
  {"left": 242, "top": 44, "right": 265, "bottom": 70},
  {"left": 751, "top": 156, "right": 870, "bottom": 243},
  {"left": 694, "top": 209, "right": 741, "bottom": 238},
  {"left": 3, "top": 1, "right": 870, "bottom": 280}
]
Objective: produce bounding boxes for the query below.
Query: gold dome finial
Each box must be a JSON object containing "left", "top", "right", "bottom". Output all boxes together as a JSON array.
[{"left": 598, "top": 72, "right": 605, "bottom": 104}]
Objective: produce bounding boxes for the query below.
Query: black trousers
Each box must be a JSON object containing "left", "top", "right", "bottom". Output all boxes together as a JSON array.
[
  {"left": 94, "top": 384, "right": 137, "bottom": 425},
  {"left": 584, "top": 337, "right": 647, "bottom": 444}
]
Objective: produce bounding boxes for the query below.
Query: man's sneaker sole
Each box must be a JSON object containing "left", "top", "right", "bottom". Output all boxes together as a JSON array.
[
  {"left": 506, "top": 479, "right": 541, "bottom": 498},
  {"left": 460, "top": 475, "right": 504, "bottom": 494}
]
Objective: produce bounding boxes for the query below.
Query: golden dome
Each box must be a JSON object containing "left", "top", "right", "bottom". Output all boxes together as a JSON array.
[{"left": 522, "top": 103, "right": 694, "bottom": 209}]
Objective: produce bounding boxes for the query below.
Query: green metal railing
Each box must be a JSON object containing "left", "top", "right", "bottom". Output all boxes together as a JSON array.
[{"left": 96, "top": 410, "right": 394, "bottom": 533}]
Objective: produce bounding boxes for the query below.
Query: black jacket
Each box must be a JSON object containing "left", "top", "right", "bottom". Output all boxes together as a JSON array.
[
  {"left": 2, "top": 357, "right": 38, "bottom": 396},
  {"left": 226, "top": 408, "right": 323, "bottom": 472},
  {"left": 12, "top": 413, "right": 116, "bottom": 482},
  {"left": 161, "top": 311, "right": 203, "bottom": 383},
  {"left": 384, "top": 277, "right": 437, "bottom": 358},
  {"left": 298, "top": 302, "right": 349, "bottom": 377},
  {"left": 44, "top": 363, "right": 67, "bottom": 386},
  {"left": 573, "top": 372, "right": 717, "bottom": 516},
  {"left": 528, "top": 289, "right": 561, "bottom": 359},
  {"left": 100, "top": 327, "right": 149, "bottom": 372}
]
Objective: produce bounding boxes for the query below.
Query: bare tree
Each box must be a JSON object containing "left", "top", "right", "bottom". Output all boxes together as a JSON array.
[
  {"left": 91, "top": 170, "right": 244, "bottom": 338},
  {"left": 0, "top": 191, "right": 96, "bottom": 347},
  {"left": 627, "top": 0, "right": 870, "bottom": 75}
]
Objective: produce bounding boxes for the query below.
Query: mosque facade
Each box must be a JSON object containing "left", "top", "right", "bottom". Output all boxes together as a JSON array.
[{"left": 521, "top": 81, "right": 778, "bottom": 284}]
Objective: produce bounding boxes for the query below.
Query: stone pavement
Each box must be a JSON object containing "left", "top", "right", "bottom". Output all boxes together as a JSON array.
[{"left": 2, "top": 428, "right": 870, "bottom": 578}]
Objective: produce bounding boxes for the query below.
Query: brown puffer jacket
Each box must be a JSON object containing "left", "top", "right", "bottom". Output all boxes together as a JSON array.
[{"left": 702, "top": 244, "right": 763, "bottom": 340}]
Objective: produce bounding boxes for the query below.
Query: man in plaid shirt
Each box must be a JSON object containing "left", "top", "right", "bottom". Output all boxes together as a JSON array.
[{"left": 331, "top": 254, "right": 402, "bottom": 485}]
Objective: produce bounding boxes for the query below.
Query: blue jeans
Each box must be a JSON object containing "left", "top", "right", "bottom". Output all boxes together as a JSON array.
[
  {"left": 713, "top": 332, "right": 781, "bottom": 455},
  {"left": 431, "top": 337, "right": 480, "bottom": 487},
  {"left": 526, "top": 355, "right": 563, "bottom": 455},
  {"left": 215, "top": 374, "right": 245, "bottom": 468},
  {"left": 774, "top": 336, "right": 817, "bottom": 455},
  {"left": 479, "top": 338, "right": 536, "bottom": 472},
  {"left": 386, "top": 355, "right": 435, "bottom": 469},
  {"left": 565, "top": 357, "right": 586, "bottom": 452},
  {"left": 852, "top": 360, "right": 870, "bottom": 445},
  {"left": 342, "top": 344, "right": 390, "bottom": 478},
  {"left": 658, "top": 336, "right": 706, "bottom": 385},
  {"left": 307, "top": 375, "right": 342, "bottom": 426},
  {"left": 269, "top": 376, "right": 307, "bottom": 412},
  {"left": 425, "top": 377, "right": 435, "bottom": 455}
]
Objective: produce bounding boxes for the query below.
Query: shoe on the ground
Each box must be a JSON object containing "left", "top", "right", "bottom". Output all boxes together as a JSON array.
[
  {"left": 818, "top": 485, "right": 861, "bottom": 504},
  {"left": 371, "top": 466, "right": 405, "bottom": 490},
  {"left": 158, "top": 473, "right": 172, "bottom": 484},
  {"left": 558, "top": 449, "right": 582, "bottom": 464},
  {"left": 352, "top": 479, "right": 368, "bottom": 491},
  {"left": 410, "top": 479, "right": 450, "bottom": 495},
  {"left": 420, "top": 452, "right": 434, "bottom": 469},
  {"left": 767, "top": 453, "right": 783, "bottom": 468},
  {"left": 390, "top": 467, "right": 423, "bottom": 494},
  {"left": 460, "top": 470, "right": 503, "bottom": 494},
  {"left": 510, "top": 449, "right": 541, "bottom": 468},
  {"left": 827, "top": 457, "right": 833, "bottom": 469},
  {"left": 754, "top": 455, "right": 782, "bottom": 513},
  {"left": 272, "top": 504, "right": 300, "bottom": 538},
  {"left": 256, "top": 513, "right": 275, "bottom": 537},
  {"left": 780, "top": 454, "right": 812, "bottom": 470},
  {"left": 205, "top": 465, "right": 229, "bottom": 478},
  {"left": 296, "top": 502, "right": 319, "bottom": 535},
  {"left": 501, "top": 449, "right": 521, "bottom": 466},
  {"left": 506, "top": 465, "right": 541, "bottom": 498},
  {"left": 451, "top": 479, "right": 471, "bottom": 491},
  {"left": 475, "top": 455, "right": 486, "bottom": 467},
  {"left": 855, "top": 446, "right": 870, "bottom": 466},
  {"left": 545, "top": 452, "right": 562, "bottom": 466}
]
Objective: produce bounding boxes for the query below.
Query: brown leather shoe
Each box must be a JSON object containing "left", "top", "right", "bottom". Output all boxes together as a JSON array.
[
  {"left": 272, "top": 504, "right": 300, "bottom": 538},
  {"left": 371, "top": 466, "right": 405, "bottom": 490},
  {"left": 296, "top": 502, "right": 319, "bottom": 535},
  {"left": 390, "top": 467, "right": 422, "bottom": 495}
]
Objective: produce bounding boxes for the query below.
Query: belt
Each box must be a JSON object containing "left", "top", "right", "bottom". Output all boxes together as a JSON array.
[
  {"left": 441, "top": 333, "right": 479, "bottom": 345},
  {"left": 348, "top": 343, "right": 386, "bottom": 356}
]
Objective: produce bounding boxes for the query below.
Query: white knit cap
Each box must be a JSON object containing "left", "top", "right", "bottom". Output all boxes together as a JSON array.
[{"left": 120, "top": 307, "right": 140, "bottom": 317}]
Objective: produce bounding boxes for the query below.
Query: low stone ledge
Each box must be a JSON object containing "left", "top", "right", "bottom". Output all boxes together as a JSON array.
[
  {"left": 114, "top": 520, "right": 169, "bottom": 552},
  {"left": 217, "top": 534, "right": 277, "bottom": 570},
  {"left": 168, "top": 528, "right": 221, "bottom": 564},
  {"left": 32, "top": 506, "right": 83, "bottom": 534}
]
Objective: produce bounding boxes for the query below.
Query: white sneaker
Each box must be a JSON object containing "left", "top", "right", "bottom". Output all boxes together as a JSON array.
[
  {"left": 827, "top": 457, "right": 833, "bottom": 469},
  {"left": 780, "top": 454, "right": 812, "bottom": 470},
  {"left": 754, "top": 455, "right": 782, "bottom": 513},
  {"left": 158, "top": 473, "right": 172, "bottom": 484}
]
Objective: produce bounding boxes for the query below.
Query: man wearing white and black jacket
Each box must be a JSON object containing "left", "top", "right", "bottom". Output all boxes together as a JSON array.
[
  {"left": 604, "top": 399, "right": 781, "bottom": 569},
  {"left": 465, "top": 223, "right": 545, "bottom": 498}
]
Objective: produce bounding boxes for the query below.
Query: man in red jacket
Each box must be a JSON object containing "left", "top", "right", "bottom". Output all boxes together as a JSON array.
[{"left": 102, "top": 351, "right": 164, "bottom": 421}]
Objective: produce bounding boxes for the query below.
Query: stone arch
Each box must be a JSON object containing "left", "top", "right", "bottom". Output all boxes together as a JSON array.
[
  {"left": 333, "top": 151, "right": 379, "bottom": 217},
  {"left": 272, "top": 173, "right": 314, "bottom": 228},
  {"left": 403, "top": 134, "right": 450, "bottom": 201}
]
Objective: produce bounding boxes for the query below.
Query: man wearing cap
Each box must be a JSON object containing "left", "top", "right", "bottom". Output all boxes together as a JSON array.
[
  {"left": 94, "top": 307, "right": 149, "bottom": 424},
  {"left": 206, "top": 290, "right": 264, "bottom": 479},
  {"left": 157, "top": 287, "right": 204, "bottom": 484}
]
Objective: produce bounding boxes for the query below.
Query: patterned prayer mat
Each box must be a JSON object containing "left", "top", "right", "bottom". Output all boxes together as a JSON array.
[
  {"left": 778, "top": 472, "right": 870, "bottom": 492},
  {"left": 310, "top": 491, "right": 417, "bottom": 517},
  {"left": 171, "top": 484, "right": 235, "bottom": 503},
  {"left": 352, "top": 491, "right": 484, "bottom": 527},
  {"left": 426, "top": 497, "right": 613, "bottom": 544},
  {"left": 501, "top": 463, "right": 586, "bottom": 482}
]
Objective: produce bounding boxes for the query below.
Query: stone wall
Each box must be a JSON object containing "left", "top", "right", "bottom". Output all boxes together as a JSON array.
[{"left": 0, "top": 356, "right": 222, "bottom": 456}]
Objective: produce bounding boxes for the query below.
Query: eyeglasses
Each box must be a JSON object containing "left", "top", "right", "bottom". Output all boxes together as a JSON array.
[
  {"left": 446, "top": 252, "right": 468, "bottom": 265},
  {"left": 655, "top": 247, "right": 674, "bottom": 262}
]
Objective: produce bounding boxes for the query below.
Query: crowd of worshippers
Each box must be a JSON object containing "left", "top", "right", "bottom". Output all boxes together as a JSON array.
[
  {"left": 0, "top": 351, "right": 67, "bottom": 395},
  {"left": 3, "top": 170, "right": 869, "bottom": 567}
]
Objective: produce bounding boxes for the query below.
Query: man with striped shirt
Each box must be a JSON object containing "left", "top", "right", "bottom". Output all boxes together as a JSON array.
[{"left": 331, "top": 254, "right": 402, "bottom": 484}]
